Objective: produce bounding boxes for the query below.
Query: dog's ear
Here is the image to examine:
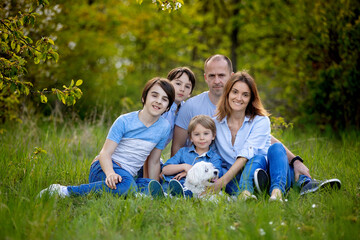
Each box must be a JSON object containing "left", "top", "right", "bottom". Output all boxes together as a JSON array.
[{"left": 186, "top": 166, "right": 201, "bottom": 186}]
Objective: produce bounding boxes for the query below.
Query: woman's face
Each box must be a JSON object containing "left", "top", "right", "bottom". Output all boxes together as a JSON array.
[
  {"left": 228, "top": 81, "right": 251, "bottom": 113},
  {"left": 171, "top": 73, "right": 192, "bottom": 104}
]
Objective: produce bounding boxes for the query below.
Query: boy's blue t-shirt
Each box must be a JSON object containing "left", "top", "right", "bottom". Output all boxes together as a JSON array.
[
  {"left": 162, "top": 144, "right": 223, "bottom": 184},
  {"left": 107, "top": 111, "right": 171, "bottom": 177}
]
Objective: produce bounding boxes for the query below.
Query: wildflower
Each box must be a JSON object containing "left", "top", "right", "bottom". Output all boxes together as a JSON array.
[
  {"left": 269, "top": 221, "right": 273, "bottom": 225},
  {"left": 312, "top": 204, "right": 316, "bottom": 208},
  {"left": 259, "top": 228, "right": 266, "bottom": 236}
]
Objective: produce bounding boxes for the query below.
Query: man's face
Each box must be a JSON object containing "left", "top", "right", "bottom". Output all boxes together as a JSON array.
[{"left": 204, "top": 59, "right": 231, "bottom": 98}]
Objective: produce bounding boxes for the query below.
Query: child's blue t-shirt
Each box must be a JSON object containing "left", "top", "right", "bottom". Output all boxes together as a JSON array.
[
  {"left": 161, "top": 101, "right": 183, "bottom": 147},
  {"left": 107, "top": 111, "right": 171, "bottom": 176},
  {"left": 162, "top": 144, "right": 223, "bottom": 184}
]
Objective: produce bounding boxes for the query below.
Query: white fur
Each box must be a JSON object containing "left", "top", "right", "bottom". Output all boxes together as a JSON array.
[{"left": 184, "top": 161, "right": 219, "bottom": 198}]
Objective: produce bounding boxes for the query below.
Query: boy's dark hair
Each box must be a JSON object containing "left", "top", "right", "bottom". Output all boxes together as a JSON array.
[{"left": 141, "top": 77, "right": 175, "bottom": 112}]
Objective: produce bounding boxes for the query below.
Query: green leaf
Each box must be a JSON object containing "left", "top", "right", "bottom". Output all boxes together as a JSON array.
[
  {"left": 47, "top": 38, "right": 55, "bottom": 45},
  {"left": 52, "top": 52, "right": 59, "bottom": 62},
  {"left": 40, "top": 94, "right": 47, "bottom": 103},
  {"left": 70, "top": 80, "right": 74, "bottom": 88},
  {"left": 24, "top": 86, "right": 30, "bottom": 95},
  {"left": 34, "top": 57, "right": 40, "bottom": 64},
  {"left": 11, "top": 40, "right": 16, "bottom": 50},
  {"left": 16, "top": 44, "right": 20, "bottom": 53},
  {"left": 56, "top": 90, "right": 62, "bottom": 101},
  {"left": 75, "top": 79, "right": 83, "bottom": 86}
]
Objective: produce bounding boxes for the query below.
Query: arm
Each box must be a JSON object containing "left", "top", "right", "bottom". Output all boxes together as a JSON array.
[
  {"left": 143, "top": 157, "right": 149, "bottom": 178},
  {"left": 162, "top": 164, "right": 193, "bottom": 176},
  {"left": 170, "top": 125, "right": 188, "bottom": 157},
  {"left": 271, "top": 135, "right": 311, "bottom": 181},
  {"left": 211, "top": 157, "right": 248, "bottom": 193},
  {"left": 147, "top": 148, "right": 162, "bottom": 181},
  {"left": 99, "top": 139, "right": 121, "bottom": 189}
]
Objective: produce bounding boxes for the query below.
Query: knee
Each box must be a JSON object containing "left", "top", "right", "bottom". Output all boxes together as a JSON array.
[
  {"left": 247, "top": 155, "right": 267, "bottom": 169},
  {"left": 268, "top": 142, "right": 286, "bottom": 156}
]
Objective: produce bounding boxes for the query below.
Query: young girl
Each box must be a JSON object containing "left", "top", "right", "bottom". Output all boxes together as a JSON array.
[
  {"left": 39, "top": 77, "right": 175, "bottom": 197},
  {"left": 148, "top": 115, "right": 222, "bottom": 198}
]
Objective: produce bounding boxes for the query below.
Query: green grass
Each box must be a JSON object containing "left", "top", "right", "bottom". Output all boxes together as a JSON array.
[{"left": 0, "top": 119, "right": 359, "bottom": 239}]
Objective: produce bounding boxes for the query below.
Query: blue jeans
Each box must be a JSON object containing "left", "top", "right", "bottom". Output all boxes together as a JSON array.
[
  {"left": 224, "top": 155, "right": 267, "bottom": 195},
  {"left": 268, "top": 143, "right": 311, "bottom": 194},
  {"left": 67, "top": 160, "right": 152, "bottom": 196}
]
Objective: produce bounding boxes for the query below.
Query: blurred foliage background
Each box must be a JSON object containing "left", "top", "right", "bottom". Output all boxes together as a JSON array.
[{"left": 1, "top": 0, "right": 359, "bottom": 129}]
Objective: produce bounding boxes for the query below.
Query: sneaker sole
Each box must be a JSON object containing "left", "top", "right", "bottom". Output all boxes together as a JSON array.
[
  {"left": 168, "top": 179, "right": 185, "bottom": 198},
  {"left": 148, "top": 180, "right": 165, "bottom": 198},
  {"left": 254, "top": 169, "right": 269, "bottom": 194},
  {"left": 300, "top": 179, "right": 341, "bottom": 196}
]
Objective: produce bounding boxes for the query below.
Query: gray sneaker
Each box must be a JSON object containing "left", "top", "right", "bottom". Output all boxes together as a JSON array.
[
  {"left": 168, "top": 179, "right": 185, "bottom": 198},
  {"left": 254, "top": 168, "right": 269, "bottom": 194},
  {"left": 300, "top": 179, "right": 341, "bottom": 196},
  {"left": 148, "top": 180, "right": 165, "bottom": 198}
]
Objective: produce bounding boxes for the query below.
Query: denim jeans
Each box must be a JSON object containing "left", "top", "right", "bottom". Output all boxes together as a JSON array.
[
  {"left": 224, "top": 155, "right": 267, "bottom": 195},
  {"left": 268, "top": 143, "right": 311, "bottom": 194},
  {"left": 67, "top": 160, "right": 151, "bottom": 196}
]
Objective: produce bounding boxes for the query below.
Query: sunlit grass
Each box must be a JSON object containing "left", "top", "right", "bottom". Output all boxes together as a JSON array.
[{"left": 0, "top": 119, "right": 359, "bottom": 239}]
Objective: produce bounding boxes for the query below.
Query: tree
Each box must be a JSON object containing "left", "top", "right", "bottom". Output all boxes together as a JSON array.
[{"left": 0, "top": 0, "right": 83, "bottom": 122}]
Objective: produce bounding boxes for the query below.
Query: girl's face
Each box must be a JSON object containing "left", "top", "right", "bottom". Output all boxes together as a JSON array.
[
  {"left": 143, "top": 83, "right": 170, "bottom": 117},
  {"left": 228, "top": 81, "right": 251, "bottom": 114},
  {"left": 190, "top": 124, "right": 215, "bottom": 153},
  {"left": 171, "top": 73, "right": 192, "bottom": 104}
]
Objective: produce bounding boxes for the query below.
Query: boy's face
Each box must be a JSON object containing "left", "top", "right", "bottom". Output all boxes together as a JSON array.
[
  {"left": 142, "top": 83, "right": 170, "bottom": 117},
  {"left": 171, "top": 73, "right": 192, "bottom": 104},
  {"left": 190, "top": 124, "right": 215, "bottom": 153}
]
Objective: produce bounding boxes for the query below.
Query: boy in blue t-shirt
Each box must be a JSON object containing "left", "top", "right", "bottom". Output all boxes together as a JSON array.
[
  {"left": 148, "top": 115, "right": 222, "bottom": 198},
  {"left": 39, "top": 77, "right": 175, "bottom": 198}
]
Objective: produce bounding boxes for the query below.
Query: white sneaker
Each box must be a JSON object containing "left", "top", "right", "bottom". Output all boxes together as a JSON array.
[{"left": 38, "top": 184, "right": 68, "bottom": 198}]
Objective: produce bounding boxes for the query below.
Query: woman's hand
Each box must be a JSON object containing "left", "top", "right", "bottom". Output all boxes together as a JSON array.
[
  {"left": 207, "top": 178, "right": 225, "bottom": 194},
  {"left": 293, "top": 160, "right": 311, "bottom": 181},
  {"left": 105, "top": 173, "right": 122, "bottom": 189}
]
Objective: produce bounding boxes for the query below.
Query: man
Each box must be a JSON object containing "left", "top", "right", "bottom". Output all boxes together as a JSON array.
[{"left": 171, "top": 54, "right": 340, "bottom": 196}]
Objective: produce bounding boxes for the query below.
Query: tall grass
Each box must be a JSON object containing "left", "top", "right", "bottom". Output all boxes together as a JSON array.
[{"left": 0, "top": 119, "right": 359, "bottom": 239}]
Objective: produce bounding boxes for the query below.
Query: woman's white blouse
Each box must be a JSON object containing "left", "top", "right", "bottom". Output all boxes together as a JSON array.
[{"left": 214, "top": 115, "right": 271, "bottom": 166}]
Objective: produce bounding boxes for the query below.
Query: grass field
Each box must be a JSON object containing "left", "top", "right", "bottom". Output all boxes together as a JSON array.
[{"left": 0, "top": 119, "right": 359, "bottom": 239}]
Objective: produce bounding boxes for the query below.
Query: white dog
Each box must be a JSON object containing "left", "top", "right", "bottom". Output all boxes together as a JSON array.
[{"left": 184, "top": 161, "right": 219, "bottom": 198}]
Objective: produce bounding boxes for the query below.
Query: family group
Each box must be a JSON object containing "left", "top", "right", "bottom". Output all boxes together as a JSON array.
[{"left": 40, "top": 54, "right": 341, "bottom": 202}]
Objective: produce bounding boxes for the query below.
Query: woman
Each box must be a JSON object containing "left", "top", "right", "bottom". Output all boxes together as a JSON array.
[
  {"left": 211, "top": 71, "right": 271, "bottom": 200},
  {"left": 39, "top": 77, "right": 175, "bottom": 197}
]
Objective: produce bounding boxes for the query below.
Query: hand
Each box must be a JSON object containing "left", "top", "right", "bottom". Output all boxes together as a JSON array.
[
  {"left": 207, "top": 178, "right": 224, "bottom": 194},
  {"left": 105, "top": 173, "right": 122, "bottom": 189},
  {"left": 293, "top": 160, "right": 311, "bottom": 181},
  {"left": 173, "top": 171, "right": 187, "bottom": 180}
]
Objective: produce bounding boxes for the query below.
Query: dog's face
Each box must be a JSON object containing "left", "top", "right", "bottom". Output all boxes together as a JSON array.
[{"left": 186, "top": 161, "right": 219, "bottom": 189}]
